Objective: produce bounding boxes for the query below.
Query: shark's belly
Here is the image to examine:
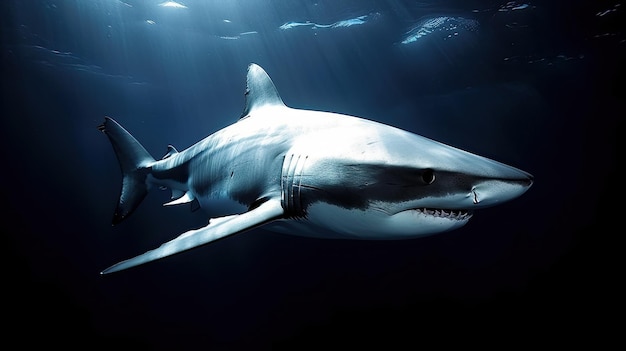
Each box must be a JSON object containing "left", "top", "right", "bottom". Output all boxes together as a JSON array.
[
  {"left": 267, "top": 201, "right": 470, "bottom": 240},
  {"left": 265, "top": 203, "right": 399, "bottom": 240}
]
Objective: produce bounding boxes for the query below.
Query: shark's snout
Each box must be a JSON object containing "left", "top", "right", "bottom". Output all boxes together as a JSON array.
[{"left": 471, "top": 170, "right": 533, "bottom": 208}]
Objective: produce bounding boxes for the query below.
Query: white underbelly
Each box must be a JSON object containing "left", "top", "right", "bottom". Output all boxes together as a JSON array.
[
  {"left": 265, "top": 203, "right": 394, "bottom": 240},
  {"left": 265, "top": 202, "right": 469, "bottom": 239}
]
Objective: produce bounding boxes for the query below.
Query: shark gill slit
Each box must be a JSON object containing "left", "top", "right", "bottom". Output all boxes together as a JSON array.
[
  {"left": 280, "top": 154, "right": 287, "bottom": 209},
  {"left": 281, "top": 153, "right": 307, "bottom": 217},
  {"left": 285, "top": 154, "right": 295, "bottom": 214},
  {"left": 295, "top": 155, "right": 307, "bottom": 216}
]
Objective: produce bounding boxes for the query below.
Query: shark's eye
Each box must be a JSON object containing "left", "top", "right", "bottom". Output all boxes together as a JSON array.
[{"left": 421, "top": 169, "right": 436, "bottom": 184}]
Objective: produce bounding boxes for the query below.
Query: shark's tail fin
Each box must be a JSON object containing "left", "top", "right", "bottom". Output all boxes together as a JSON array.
[{"left": 98, "top": 117, "right": 156, "bottom": 225}]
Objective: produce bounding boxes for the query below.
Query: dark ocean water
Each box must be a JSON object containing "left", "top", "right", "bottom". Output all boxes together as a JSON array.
[{"left": 1, "top": 0, "right": 622, "bottom": 349}]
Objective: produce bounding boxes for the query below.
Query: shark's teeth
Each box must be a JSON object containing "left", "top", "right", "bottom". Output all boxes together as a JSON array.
[{"left": 414, "top": 208, "right": 473, "bottom": 220}]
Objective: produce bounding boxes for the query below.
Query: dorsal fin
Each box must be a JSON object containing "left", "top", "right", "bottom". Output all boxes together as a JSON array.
[
  {"left": 240, "top": 63, "right": 286, "bottom": 118},
  {"left": 161, "top": 144, "right": 178, "bottom": 160}
]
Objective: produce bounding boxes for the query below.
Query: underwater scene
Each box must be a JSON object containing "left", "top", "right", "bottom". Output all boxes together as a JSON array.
[{"left": 2, "top": 0, "right": 622, "bottom": 348}]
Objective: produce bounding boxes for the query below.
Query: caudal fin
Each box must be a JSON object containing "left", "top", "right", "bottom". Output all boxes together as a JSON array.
[{"left": 98, "top": 117, "right": 156, "bottom": 224}]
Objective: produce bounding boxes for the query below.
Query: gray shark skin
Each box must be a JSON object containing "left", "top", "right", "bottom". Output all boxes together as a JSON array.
[{"left": 98, "top": 63, "right": 533, "bottom": 274}]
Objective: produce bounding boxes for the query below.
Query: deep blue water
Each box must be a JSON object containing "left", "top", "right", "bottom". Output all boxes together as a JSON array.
[{"left": 1, "top": 0, "right": 622, "bottom": 348}]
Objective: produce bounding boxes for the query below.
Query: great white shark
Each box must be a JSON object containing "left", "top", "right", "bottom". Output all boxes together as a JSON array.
[{"left": 99, "top": 63, "right": 533, "bottom": 274}]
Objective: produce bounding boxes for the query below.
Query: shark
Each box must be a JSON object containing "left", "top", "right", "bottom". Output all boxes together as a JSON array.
[{"left": 98, "top": 63, "right": 533, "bottom": 274}]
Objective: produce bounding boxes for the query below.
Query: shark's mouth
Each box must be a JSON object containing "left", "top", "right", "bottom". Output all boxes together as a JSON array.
[{"left": 413, "top": 208, "right": 473, "bottom": 221}]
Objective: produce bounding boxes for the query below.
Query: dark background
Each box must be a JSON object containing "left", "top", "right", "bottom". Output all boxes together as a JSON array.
[{"left": 1, "top": 0, "right": 622, "bottom": 349}]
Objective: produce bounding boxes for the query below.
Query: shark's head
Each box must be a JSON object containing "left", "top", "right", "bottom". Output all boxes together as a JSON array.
[
  {"left": 284, "top": 116, "right": 534, "bottom": 239},
  {"left": 375, "top": 136, "right": 533, "bottom": 237}
]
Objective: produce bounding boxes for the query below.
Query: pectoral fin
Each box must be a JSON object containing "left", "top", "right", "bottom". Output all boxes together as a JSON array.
[{"left": 101, "top": 198, "right": 284, "bottom": 274}]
